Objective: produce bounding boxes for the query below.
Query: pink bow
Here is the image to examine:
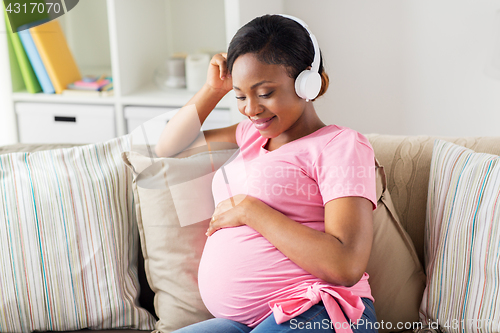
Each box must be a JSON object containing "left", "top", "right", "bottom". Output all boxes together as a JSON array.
[{"left": 268, "top": 282, "right": 365, "bottom": 333}]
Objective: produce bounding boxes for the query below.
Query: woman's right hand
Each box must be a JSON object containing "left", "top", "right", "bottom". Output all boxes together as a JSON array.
[{"left": 206, "top": 53, "right": 233, "bottom": 94}]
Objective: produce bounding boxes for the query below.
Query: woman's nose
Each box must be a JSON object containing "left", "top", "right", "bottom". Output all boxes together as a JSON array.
[{"left": 244, "top": 98, "right": 262, "bottom": 117}]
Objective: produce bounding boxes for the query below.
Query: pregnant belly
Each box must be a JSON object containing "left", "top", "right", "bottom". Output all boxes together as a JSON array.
[{"left": 198, "top": 224, "right": 322, "bottom": 326}]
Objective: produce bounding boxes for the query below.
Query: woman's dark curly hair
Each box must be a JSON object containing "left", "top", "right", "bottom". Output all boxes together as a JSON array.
[{"left": 227, "top": 14, "right": 329, "bottom": 99}]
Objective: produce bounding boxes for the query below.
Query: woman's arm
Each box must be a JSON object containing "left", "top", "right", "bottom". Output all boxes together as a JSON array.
[
  {"left": 207, "top": 195, "right": 374, "bottom": 287},
  {"left": 155, "top": 53, "right": 238, "bottom": 157}
]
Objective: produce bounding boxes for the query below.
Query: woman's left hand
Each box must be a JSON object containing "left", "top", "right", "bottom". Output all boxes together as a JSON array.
[{"left": 206, "top": 194, "right": 259, "bottom": 236}]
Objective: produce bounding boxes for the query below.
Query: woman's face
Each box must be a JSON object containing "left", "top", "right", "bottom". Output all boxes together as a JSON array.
[{"left": 231, "top": 53, "right": 307, "bottom": 139}]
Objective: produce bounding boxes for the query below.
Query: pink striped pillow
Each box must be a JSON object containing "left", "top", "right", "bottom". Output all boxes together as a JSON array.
[
  {"left": 0, "top": 136, "right": 156, "bottom": 332},
  {"left": 421, "top": 140, "right": 500, "bottom": 332}
]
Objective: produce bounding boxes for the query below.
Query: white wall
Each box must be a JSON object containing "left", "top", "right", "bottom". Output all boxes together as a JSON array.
[
  {"left": 169, "top": 0, "right": 227, "bottom": 55},
  {"left": 285, "top": 0, "right": 500, "bottom": 136},
  {"left": 225, "top": 0, "right": 284, "bottom": 49}
]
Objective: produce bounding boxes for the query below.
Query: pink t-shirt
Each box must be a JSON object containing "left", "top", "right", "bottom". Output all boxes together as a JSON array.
[{"left": 198, "top": 119, "right": 377, "bottom": 331}]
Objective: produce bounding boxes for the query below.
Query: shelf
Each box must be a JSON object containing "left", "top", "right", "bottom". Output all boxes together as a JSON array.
[
  {"left": 121, "top": 83, "right": 236, "bottom": 109},
  {"left": 11, "top": 91, "right": 116, "bottom": 105},
  {"left": 11, "top": 83, "right": 237, "bottom": 110}
]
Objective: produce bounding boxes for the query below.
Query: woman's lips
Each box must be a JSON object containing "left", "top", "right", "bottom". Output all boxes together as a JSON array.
[{"left": 252, "top": 116, "right": 276, "bottom": 130}]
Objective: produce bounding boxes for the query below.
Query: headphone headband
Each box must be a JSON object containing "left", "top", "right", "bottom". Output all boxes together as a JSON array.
[{"left": 278, "top": 14, "right": 320, "bottom": 74}]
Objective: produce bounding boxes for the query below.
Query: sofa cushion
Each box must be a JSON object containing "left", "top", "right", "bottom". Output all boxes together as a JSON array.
[
  {"left": 122, "top": 145, "right": 238, "bottom": 333},
  {"left": 0, "top": 137, "right": 156, "bottom": 332},
  {"left": 366, "top": 160, "right": 426, "bottom": 332},
  {"left": 420, "top": 140, "right": 500, "bottom": 332},
  {"left": 0, "top": 142, "right": 156, "bottom": 324},
  {"left": 366, "top": 135, "right": 500, "bottom": 268}
]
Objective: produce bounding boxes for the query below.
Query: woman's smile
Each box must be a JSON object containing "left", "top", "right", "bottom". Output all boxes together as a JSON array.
[{"left": 251, "top": 115, "right": 276, "bottom": 130}]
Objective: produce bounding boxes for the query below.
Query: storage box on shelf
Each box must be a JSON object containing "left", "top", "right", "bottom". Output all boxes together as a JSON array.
[{"left": 16, "top": 102, "right": 115, "bottom": 144}]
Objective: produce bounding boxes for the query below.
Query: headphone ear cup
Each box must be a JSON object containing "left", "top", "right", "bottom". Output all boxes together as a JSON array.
[{"left": 295, "top": 70, "right": 322, "bottom": 100}]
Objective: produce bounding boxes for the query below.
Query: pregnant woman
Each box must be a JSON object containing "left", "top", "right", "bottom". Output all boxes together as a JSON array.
[{"left": 156, "top": 14, "right": 378, "bottom": 333}]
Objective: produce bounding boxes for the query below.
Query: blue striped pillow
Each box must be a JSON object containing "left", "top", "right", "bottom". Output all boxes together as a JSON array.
[
  {"left": 420, "top": 139, "right": 500, "bottom": 333},
  {"left": 0, "top": 136, "right": 156, "bottom": 332}
]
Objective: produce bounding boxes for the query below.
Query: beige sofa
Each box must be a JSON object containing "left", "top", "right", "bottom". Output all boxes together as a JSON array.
[
  {"left": 366, "top": 134, "right": 500, "bottom": 270},
  {"left": 2, "top": 134, "right": 499, "bottom": 333}
]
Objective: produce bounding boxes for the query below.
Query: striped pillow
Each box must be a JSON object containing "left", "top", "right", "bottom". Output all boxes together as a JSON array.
[
  {"left": 420, "top": 139, "right": 500, "bottom": 333},
  {"left": 0, "top": 136, "right": 156, "bottom": 332}
]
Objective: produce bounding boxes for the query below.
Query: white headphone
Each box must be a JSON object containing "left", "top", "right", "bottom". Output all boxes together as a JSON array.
[{"left": 279, "top": 14, "right": 322, "bottom": 101}]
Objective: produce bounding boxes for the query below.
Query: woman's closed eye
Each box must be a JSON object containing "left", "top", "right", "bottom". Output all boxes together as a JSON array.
[
  {"left": 235, "top": 91, "right": 274, "bottom": 101},
  {"left": 259, "top": 91, "right": 274, "bottom": 98}
]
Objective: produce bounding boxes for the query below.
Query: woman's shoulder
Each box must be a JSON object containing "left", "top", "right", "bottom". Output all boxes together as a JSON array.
[{"left": 315, "top": 124, "right": 373, "bottom": 150}]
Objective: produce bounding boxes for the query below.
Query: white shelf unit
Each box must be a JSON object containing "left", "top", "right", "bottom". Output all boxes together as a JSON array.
[{"left": 0, "top": 0, "right": 285, "bottom": 145}]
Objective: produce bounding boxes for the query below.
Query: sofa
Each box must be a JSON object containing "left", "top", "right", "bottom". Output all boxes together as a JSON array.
[{"left": 1, "top": 133, "right": 499, "bottom": 333}]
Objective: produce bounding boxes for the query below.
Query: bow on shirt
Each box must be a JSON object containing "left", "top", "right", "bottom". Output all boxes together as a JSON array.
[{"left": 268, "top": 282, "right": 366, "bottom": 333}]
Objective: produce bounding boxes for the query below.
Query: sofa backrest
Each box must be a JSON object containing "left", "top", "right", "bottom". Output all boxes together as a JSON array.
[{"left": 366, "top": 134, "right": 500, "bottom": 267}]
